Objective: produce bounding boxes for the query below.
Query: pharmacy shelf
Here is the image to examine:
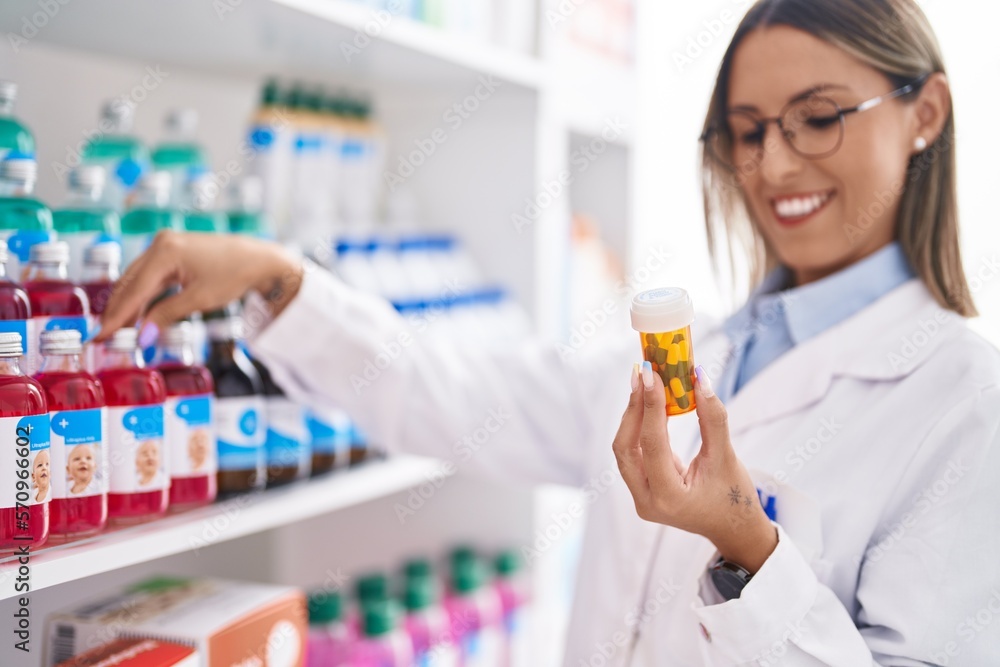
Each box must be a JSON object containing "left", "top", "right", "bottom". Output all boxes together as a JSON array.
[
  {"left": 0, "top": 0, "right": 546, "bottom": 92},
  {"left": 0, "top": 455, "right": 447, "bottom": 600}
]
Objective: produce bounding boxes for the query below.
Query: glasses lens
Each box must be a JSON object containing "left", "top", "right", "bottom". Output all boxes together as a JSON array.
[
  {"left": 781, "top": 97, "right": 843, "bottom": 157},
  {"left": 705, "top": 111, "right": 763, "bottom": 173}
]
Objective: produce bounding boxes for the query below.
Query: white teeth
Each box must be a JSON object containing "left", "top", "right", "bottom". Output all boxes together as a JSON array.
[{"left": 773, "top": 192, "right": 830, "bottom": 219}]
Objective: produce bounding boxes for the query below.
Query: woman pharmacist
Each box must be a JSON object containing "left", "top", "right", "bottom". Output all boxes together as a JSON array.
[{"left": 99, "top": 0, "right": 1000, "bottom": 663}]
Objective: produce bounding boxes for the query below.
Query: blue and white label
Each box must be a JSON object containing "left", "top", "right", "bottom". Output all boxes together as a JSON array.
[
  {"left": 305, "top": 406, "right": 352, "bottom": 457},
  {"left": 29, "top": 316, "right": 89, "bottom": 374},
  {"left": 107, "top": 404, "right": 167, "bottom": 493},
  {"left": 2, "top": 413, "right": 51, "bottom": 509},
  {"left": 265, "top": 397, "right": 309, "bottom": 473},
  {"left": 50, "top": 407, "right": 107, "bottom": 499},
  {"left": 216, "top": 395, "right": 266, "bottom": 472},
  {"left": 166, "top": 394, "right": 216, "bottom": 478}
]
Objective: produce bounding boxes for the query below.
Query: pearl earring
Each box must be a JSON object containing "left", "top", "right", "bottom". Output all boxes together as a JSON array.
[{"left": 914, "top": 136, "right": 928, "bottom": 152}]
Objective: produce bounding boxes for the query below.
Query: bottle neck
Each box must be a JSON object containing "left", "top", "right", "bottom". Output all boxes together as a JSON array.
[
  {"left": 0, "top": 356, "right": 24, "bottom": 377},
  {"left": 0, "top": 180, "right": 35, "bottom": 197},
  {"left": 101, "top": 347, "right": 143, "bottom": 370},
  {"left": 154, "top": 343, "right": 195, "bottom": 366},
  {"left": 26, "top": 261, "right": 68, "bottom": 281},
  {"left": 81, "top": 261, "right": 120, "bottom": 283},
  {"left": 208, "top": 338, "right": 237, "bottom": 361},
  {"left": 40, "top": 353, "right": 82, "bottom": 374},
  {"left": 65, "top": 187, "right": 102, "bottom": 209},
  {"left": 0, "top": 99, "right": 13, "bottom": 116}
]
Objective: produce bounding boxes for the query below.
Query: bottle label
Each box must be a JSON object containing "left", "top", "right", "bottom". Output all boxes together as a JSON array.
[
  {"left": 107, "top": 404, "right": 167, "bottom": 493},
  {"left": 265, "top": 397, "right": 308, "bottom": 469},
  {"left": 165, "top": 394, "right": 216, "bottom": 478},
  {"left": 50, "top": 407, "right": 107, "bottom": 499},
  {"left": 1, "top": 413, "right": 52, "bottom": 509},
  {"left": 29, "top": 316, "right": 90, "bottom": 374},
  {"left": 216, "top": 396, "right": 266, "bottom": 472},
  {"left": 305, "top": 407, "right": 352, "bottom": 456},
  {"left": 462, "top": 627, "right": 502, "bottom": 667}
]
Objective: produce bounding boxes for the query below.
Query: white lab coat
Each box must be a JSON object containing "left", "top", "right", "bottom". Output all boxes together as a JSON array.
[{"left": 248, "top": 264, "right": 1000, "bottom": 666}]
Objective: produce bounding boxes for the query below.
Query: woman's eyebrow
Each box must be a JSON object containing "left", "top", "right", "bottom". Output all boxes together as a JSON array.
[{"left": 729, "top": 83, "right": 851, "bottom": 112}]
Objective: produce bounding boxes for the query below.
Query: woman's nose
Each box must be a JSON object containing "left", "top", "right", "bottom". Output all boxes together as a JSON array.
[{"left": 759, "top": 123, "right": 805, "bottom": 185}]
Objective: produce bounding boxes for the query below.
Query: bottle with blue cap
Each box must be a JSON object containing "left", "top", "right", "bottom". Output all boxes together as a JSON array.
[
  {"left": 0, "top": 155, "right": 54, "bottom": 283},
  {"left": 53, "top": 165, "right": 122, "bottom": 282},
  {"left": 81, "top": 99, "right": 150, "bottom": 212},
  {"left": 0, "top": 239, "right": 30, "bottom": 359},
  {"left": 0, "top": 81, "right": 34, "bottom": 163}
]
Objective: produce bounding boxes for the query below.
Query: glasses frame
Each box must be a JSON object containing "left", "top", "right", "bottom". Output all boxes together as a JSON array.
[{"left": 701, "top": 75, "right": 930, "bottom": 172}]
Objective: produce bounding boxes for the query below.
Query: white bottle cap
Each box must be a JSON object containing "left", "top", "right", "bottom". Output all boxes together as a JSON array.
[
  {"left": 40, "top": 329, "right": 83, "bottom": 355},
  {"left": 0, "top": 332, "right": 22, "bottom": 357},
  {"left": 106, "top": 327, "right": 138, "bottom": 351},
  {"left": 630, "top": 287, "right": 695, "bottom": 332},
  {"left": 30, "top": 241, "right": 70, "bottom": 265}
]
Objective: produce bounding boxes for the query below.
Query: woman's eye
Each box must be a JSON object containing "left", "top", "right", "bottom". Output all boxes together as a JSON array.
[
  {"left": 805, "top": 115, "right": 840, "bottom": 129},
  {"left": 738, "top": 128, "right": 765, "bottom": 145}
]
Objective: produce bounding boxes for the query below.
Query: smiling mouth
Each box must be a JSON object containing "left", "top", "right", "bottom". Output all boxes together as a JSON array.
[{"left": 770, "top": 189, "right": 836, "bottom": 226}]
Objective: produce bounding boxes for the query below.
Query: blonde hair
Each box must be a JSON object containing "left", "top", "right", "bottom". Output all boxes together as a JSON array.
[{"left": 702, "top": 0, "right": 976, "bottom": 316}]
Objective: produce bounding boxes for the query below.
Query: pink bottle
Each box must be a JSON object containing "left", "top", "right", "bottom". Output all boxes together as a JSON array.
[
  {"left": 34, "top": 329, "right": 108, "bottom": 539},
  {"left": 98, "top": 327, "right": 169, "bottom": 523},
  {"left": 493, "top": 552, "right": 529, "bottom": 667},
  {"left": 405, "top": 575, "right": 459, "bottom": 667},
  {"left": 307, "top": 590, "right": 352, "bottom": 667},
  {"left": 0, "top": 332, "right": 50, "bottom": 552},
  {"left": 445, "top": 558, "right": 503, "bottom": 667},
  {"left": 23, "top": 241, "right": 90, "bottom": 375},
  {"left": 349, "top": 600, "right": 413, "bottom": 667}
]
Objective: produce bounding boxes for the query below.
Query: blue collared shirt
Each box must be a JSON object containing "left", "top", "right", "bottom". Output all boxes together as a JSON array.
[{"left": 718, "top": 242, "right": 916, "bottom": 401}]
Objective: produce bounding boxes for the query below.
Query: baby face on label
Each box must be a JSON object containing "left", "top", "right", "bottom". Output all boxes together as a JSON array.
[
  {"left": 33, "top": 449, "right": 50, "bottom": 501},
  {"left": 188, "top": 428, "right": 210, "bottom": 471},
  {"left": 136, "top": 439, "right": 161, "bottom": 485},
  {"left": 68, "top": 444, "right": 96, "bottom": 493}
]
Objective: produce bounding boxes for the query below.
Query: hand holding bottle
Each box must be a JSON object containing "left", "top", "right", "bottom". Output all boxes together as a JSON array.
[{"left": 96, "top": 231, "right": 303, "bottom": 346}]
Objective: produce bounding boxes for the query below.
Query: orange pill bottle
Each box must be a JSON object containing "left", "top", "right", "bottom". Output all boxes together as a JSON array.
[{"left": 630, "top": 287, "right": 696, "bottom": 416}]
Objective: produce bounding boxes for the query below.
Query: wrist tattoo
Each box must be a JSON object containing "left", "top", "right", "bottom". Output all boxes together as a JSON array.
[{"left": 728, "top": 486, "right": 741, "bottom": 505}]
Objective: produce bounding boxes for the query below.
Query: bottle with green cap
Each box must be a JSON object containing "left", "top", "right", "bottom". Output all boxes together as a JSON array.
[
  {"left": 306, "top": 589, "right": 351, "bottom": 667},
  {"left": 0, "top": 81, "right": 35, "bottom": 163},
  {"left": 350, "top": 599, "right": 413, "bottom": 666},
  {"left": 82, "top": 99, "right": 150, "bottom": 212},
  {"left": 0, "top": 155, "right": 53, "bottom": 283},
  {"left": 182, "top": 174, "right": 227, "bottom": 233},
  {"left": 120, "top": 171, "right": 183, "bottom": 268},
  {"left": 445, "top": 556, "right": 504, "bottom": 667},
  {"left": 493, "top": 550, "right": 530, "bottom": 667},
  {"left": 226, "top": 176, "right": 270, "bottom": 238},
  {"left": 151, "top": 108, "right": 209, "bottom": 207},
  {"left": 247, "top": 79, "right": 293, "bottom": 237},
  {"left": 54, "top": 165, "right": 122, "bottom": 282},
  {"left": 403, "top": 573, "right": 459, "bottom": 667}
]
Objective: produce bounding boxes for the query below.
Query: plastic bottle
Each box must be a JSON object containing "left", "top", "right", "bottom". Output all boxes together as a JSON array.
[
  {"left": 349, "top": 600, "right": 414, "bottom": 667},
  {"left": 493, "top": 551, "right": 530, "bottom": 667},
  {"left": 0, "top": 332, "right": 49, "bottom": 552},
  {"left": 182, "top": 174, "right": 227, "bottom": 233},
  {"left": 445, "top": 557, "right": 503, "bottom": 667},
  {"left": 34, "top": 329, "right": 107, "bottom": 539},
  {"left": 405, "top": 574, "right": 460, "bottom": 667},
  {"left": 53, "top": 165, "right": 122, "bottom": 282},
  {"left": 24, "top": 242, "right": 91, "bottom": 375},
  {"left": 247, "top": 80, "right": 293, "bottom": 238},
  {"left": 120, "top": 171, "right": 183, "bottom": 268},
  {"left": 252, "top": 357, "right": 310, "bottom": 486},
  {"left": 290, "top": 85, "right": 333, "bottom": 250},
  {"left": 80, "top": 242, "right": 121, "bottom": 373},
  {"left": 154, "top": 322, "right": 217, "bottom": 509},
  {"left": 0, "top": 239, "right": 31, "bottom": 365},
  {"left": 0, "top": 81, "right": 35, "bottom": 162},
  {"left": 205, "top": 310, "right": 266, "bottom": 496},
  {"left": 630, "top": 288, "right": 697, "bottom": 416},
  {"left": 307, "top": 589, "right": 352, "bottom": 667},
  {"left": 151, "top": 109, "right": 209, "bottom": 207},
  {"left": 98, "top": 327, "right": 169, "bottom": 523},
  {"left": 226, "top": 176, "right": 269, "bottom": 238},
  {"left": 0, "top": 155, "right": 54, "bottom": 283},
  {"left": 81, "top": 99, "right": 149, "bottom": 212}
]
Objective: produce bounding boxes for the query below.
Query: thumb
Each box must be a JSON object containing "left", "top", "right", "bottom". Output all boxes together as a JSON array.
[
  {"left": 693, "top": 365, "right": 733, "bottom": 461},
  {"left": 138, "top": 288, "right": 206, "bottom": 347}
]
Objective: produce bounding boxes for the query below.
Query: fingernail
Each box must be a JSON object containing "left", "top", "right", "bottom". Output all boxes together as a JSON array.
[
  {"left": 631, "top": 363, "right": 640, "bottom": 392},
  {"left": 137, "top": 321, "right": 159, "bottom": 349},
  {"left": 695, "top": 365, "right": 714, "bottom": 397},
  {"left": 86, "top": 323, "right": 101, "bottom": 343},
  {"left": 641, "top": 360, "right": 654, "bottom": 390}
]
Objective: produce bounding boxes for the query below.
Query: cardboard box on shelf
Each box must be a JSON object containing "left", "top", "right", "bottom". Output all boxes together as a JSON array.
[
  {"left": 43, "top": 577, "right": 306, "bottom": 667},
  {"left": 55, "top": 637, "right": 197, "bottom": 667}
]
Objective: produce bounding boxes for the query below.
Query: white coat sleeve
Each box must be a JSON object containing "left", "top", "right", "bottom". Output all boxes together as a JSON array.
[
  {"left": 690, "top": 384, "right": 1000, "bottom": 666},
  {"left": 246, "top": 262, "right": 635, "bottom": 488}
]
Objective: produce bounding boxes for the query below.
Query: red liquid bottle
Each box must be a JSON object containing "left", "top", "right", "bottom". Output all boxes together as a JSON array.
[
  {"left": 34, "top": 329, "right": 107, "bottom": 539},
  {"left": 24, "top": 241, "right": 90, "bottom": 375},
  {"left": 154, "top": 322, "right": 217, "bottom": 509},
  {"left": 80, "top": 242, "right": 120, "bottom": 373},
  {"left": 0, "top": 239, "right": 31, "bottom": 369},
  {"left": 97, "top": 327, "right": 168, "bottom": 523},
  {"left": 0, "top": 332, "right": 50, "bottom": 552}
]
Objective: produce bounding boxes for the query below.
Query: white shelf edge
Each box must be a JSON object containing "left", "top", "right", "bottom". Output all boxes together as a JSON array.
[
  {"left": 0, "top": 455, "right": 445, "bottom": 599},
  {"left": 271, "top": 0, "right": 549, "bottom": 90}
]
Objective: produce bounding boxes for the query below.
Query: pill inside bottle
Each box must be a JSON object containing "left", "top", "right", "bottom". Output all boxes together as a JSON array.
[{"left": 630, "top": 287, "right": 696, "bottom": 416}]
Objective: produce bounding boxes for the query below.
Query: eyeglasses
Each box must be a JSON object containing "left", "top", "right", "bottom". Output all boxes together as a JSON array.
[{"left": 701, "top": 76, "right": 929, "bottom": 176}]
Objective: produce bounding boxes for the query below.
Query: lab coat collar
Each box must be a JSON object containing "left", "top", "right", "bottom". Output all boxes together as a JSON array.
[{"left": 710, "top": 278, "right": 964, "bottom": 438}]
